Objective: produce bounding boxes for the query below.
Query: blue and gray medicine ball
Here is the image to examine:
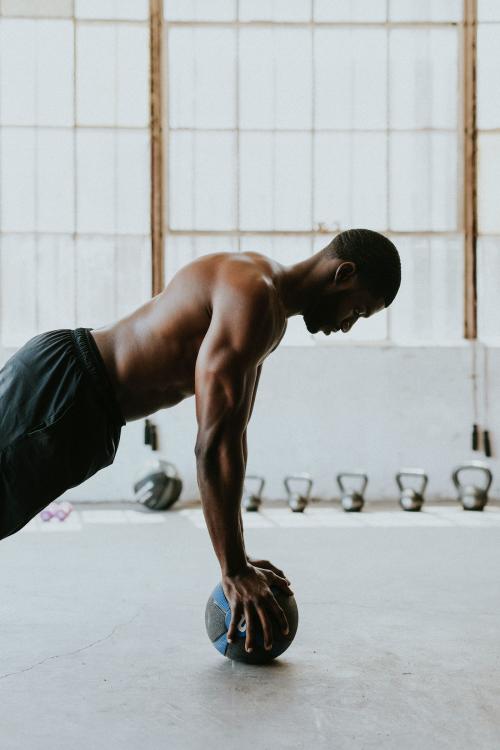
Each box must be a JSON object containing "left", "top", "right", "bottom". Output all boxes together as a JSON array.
[{"left": 205, "top": 582, "right": 299, "bottom": 664}]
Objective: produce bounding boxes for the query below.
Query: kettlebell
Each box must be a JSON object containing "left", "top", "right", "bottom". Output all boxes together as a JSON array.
[
  {"left": 452, "top": 462, "right": 493, "bottom": 511},
  {"left": 284, "top": 474, "right": 313, "bottom": 513},
  {"left": 336, "top": 472, "right": 368, "bottom": 512},
  {"left": 242, "top": 475, "right": 265, "bottom": 512},
  {"left": 396, "top": 469, "right": 428, "bottom": 512}
]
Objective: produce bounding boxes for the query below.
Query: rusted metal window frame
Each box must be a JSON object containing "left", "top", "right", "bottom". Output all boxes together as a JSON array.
[
  {"left": 463, "top": 0, "right": 478, "bottom": 340},
  {"left": 150, "top": 0, "right": 164, "bottom": 297},
  {"left": 150, "top": 2, "right": 479, "bottom": 338}
]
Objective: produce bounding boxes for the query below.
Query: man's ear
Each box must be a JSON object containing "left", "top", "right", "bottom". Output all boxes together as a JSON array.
[{"left": 334, "top": 261, "right": 357, "bottom": 286}]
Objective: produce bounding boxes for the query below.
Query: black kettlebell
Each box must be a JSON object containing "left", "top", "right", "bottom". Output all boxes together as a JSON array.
[
  {"left": 242, "top": 475, "right": 265, "bottom": 512},
  {"left": 452, "top": 462, "right": 493, "bottom": 511},
  {"left": 336, "top": 472, "right": 368, "bottom": 512},
  {"left": 284, "top": 474, "right": 313, "bottom": 513},
  {"left": 396, "top": 469, "right": 428, "bottom": 512}
]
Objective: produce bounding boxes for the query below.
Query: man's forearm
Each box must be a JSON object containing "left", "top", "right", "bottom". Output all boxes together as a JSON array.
[{"left": 196, "top": 436, "right": 248, "bottom": 576}]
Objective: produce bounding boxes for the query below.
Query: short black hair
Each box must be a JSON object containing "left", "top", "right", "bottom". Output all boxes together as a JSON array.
[{"left": 324, "top": 228, "right": 401, "bottom": 307}]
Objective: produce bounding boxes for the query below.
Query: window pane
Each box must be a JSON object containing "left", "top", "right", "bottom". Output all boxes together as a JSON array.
[
  {"left": 0, "top": 128, "right": 36, "bottom": 231},
  {"left": 37, "top": 20, "right": 74, "bottom": 125},
  {"left": 165, "top": 235, "right": 237, "bottom": 284},
  {"left": 169, "top": 28, "right": 236, "bottom": 129},
  {"left": 478, "top": 134, "right": 500, "bottom": 233},
  {"left": 240, "top": 132, "right": 312, "bottom": 231},
  {"left": 314, "top": 0, "right": 386, "bottom": 21},
  {"left": 164, "top": 0, "right": 236, "bottom": 21},
  {"left": 36, "top": 235, "right": 76, "bottom": 332},
  {"left": 76, "top": 129, "right": 115, "bottom": 233},
  {"left": 116, "top": 131, "right": 150, "bottom": 234},
  {"left": 314, "top": 133, "right": 387, "bottom": 231},
  {"left": 315, "top": 28, "right": 387, "bottom": 130},
  {"left": 169, "top": 131, "right": 237, "bottom": 230},
  {"left": 75, "top": 236, "right": 115, "bottom": 327},
  {"left": 115, "top": 237, "right": 151, "bottom": 318},
  {"left": 389, "top": 0, "right": 461, "bottom": 21},
  {"left": 477, "top": 25, "right": 500, "bottom": 129},
  {"left": 477, "top": 238, "right": 500, "bottom": 343},
  {"left": 75, "top": 0, "right": 149, "bottom": 20},
  {"left": 239, "top": 28, "right": 312, "bottom": 130},
  {"left": 0, "top": 20, "right": 36, "bottom": 125},
  {"left": 239, "top": 133, "right": 274, "bottom": 230},
  {"left": 239, "top": 29, "right": 274, "bottom": 129},
  {"left": 239, "top": 0, "right": 311, "bottom": 22},
  {"left": 240, "top": 235, "right": 314, "bottom": 346},
  {"left": 478, "top": 0, "right": 500, "bottom": 21},
  {"left": 0, "top": 235, "right": 37, "bottom": 347},
  {"left": 116, "top": 24, "right": 149, "bottom": 127},
  {"left": 37, "top": 128, "right": 74, "bottom": 232},
  {"left": 390, "top": 132, "right": 458, "bottom": 231},
  {"left": 1, "top": 0, "right": 73, "bottom": 16},
  {"left": 390, "top": 29, "right": 458, "bottom": 129},
  {"left": 390, "top": 236, "right": 463, "bottom": 343},
  {"left": 77, "top": 24, "right": 115, "bottom": 125}
]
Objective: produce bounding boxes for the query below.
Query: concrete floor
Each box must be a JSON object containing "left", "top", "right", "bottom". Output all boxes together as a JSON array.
[{"left": 1, "top": 505, "right": 500, "bottom": 749}]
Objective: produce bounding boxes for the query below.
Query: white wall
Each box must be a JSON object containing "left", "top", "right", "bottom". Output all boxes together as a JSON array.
[{"left": 61, "top": 343, "right": 500, "bottom": 504}]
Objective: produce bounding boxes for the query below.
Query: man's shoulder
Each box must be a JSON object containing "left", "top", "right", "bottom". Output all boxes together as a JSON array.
[{"left": 214, "top": 253, "right": 278, "bottom": 311}]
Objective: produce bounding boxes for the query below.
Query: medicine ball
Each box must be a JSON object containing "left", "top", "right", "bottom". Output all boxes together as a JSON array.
[
  {"left": 205, "top": 582, "right": 299, "bottom": 664},
  {"left": 133, "top": 459, "right": 183, "bottom": 510}
]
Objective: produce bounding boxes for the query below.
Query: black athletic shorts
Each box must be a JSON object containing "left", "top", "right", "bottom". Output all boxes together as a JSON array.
[{"left": 0, "top": 328, "right": 126, "bottom": 541}]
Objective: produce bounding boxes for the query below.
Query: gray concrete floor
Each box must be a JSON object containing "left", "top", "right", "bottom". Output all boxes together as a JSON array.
[{"left": 1, "top": 506, "right": 500, "bottom": 750}]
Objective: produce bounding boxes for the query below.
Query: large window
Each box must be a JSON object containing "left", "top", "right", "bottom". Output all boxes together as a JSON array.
[
  {"left": 477, "top": 0, "right": 500, "bottom": 343},
  {"left": 0, "top": 0, "right": 151, "bottom": 351},
  {"left": 163, "top": 0, "right": 464, "bottom": 345}
]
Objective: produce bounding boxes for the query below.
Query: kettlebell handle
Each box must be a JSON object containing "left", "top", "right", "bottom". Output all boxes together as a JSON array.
[
  {"left": 452, "top": 462, "right": 493, "bottom": 492},
  {"left": 244, "top": 474, "right": 265, "bottom": 496},
  {"left": 284, "top": 474, "right": 313, "bottom": 498},
  {"left": 396, "top": 469, "right": 428, "bottom": 494},
  {"left": 336, "top": 472, "right": 368, "bottom": 494}
]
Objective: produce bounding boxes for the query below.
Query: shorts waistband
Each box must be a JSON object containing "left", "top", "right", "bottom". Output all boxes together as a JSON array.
[{"left": 71, "top": 328, "right": 126, "bottom": 427}]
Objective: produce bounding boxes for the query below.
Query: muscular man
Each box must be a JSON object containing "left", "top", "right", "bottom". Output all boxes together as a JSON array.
[{"left": 0, "top": 228, "right": 400, "bottom": 653}]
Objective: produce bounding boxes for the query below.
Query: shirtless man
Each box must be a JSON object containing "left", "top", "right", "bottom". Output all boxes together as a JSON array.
[{"left": 0, "top": 228, "right": 400, "bottom": 653}]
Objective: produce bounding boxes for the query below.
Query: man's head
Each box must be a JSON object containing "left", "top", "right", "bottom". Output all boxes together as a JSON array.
[{"left": 303, "top": 229, "right": 401, "bottom": 336}]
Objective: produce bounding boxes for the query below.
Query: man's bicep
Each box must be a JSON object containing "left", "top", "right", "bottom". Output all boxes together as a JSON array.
[{"left": 195, "top": 330, "right": 260, "bottom": 442}]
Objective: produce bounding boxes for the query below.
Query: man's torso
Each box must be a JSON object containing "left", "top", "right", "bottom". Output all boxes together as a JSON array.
[{"left": 91, "top": 252, "right": 287, "bottom": 421}]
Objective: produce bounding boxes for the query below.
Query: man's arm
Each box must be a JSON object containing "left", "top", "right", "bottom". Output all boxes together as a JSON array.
[{"left": 194, "top": 283, "right": 290, "bottom": 652}]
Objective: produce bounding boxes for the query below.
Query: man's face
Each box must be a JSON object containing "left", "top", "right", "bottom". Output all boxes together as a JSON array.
[{"left": 303, "top": 285, "right": 384, "bottom": 336}]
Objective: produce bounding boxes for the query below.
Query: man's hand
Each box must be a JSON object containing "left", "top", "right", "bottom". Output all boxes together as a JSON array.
[
  {"left": 248, "top": 557, "right": 292, "bottom": 586},
  {"left": 223, "top": 564, "right": 292, "bottom": 653}
]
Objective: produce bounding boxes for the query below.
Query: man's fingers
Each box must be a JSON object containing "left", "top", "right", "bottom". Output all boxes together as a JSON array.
[
  {"left": 227, "top": 602, "right": 243, "bottom": 644},
  {"left": 256, "top": 605, "right": 274, "bottom": 651},
  {"left": 266, "top": 570, "right": 294, "bottom": 596},
  {"left": 266, "top": 593, "right": 290, "bottom": 635},
  {"left": 244, "top": 603, "right": 256, "bottom": 653}
]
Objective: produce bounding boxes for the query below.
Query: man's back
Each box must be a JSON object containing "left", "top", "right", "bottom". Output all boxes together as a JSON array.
[{"left": 92, "top": 252, "right": 286, "bottom": 421}]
